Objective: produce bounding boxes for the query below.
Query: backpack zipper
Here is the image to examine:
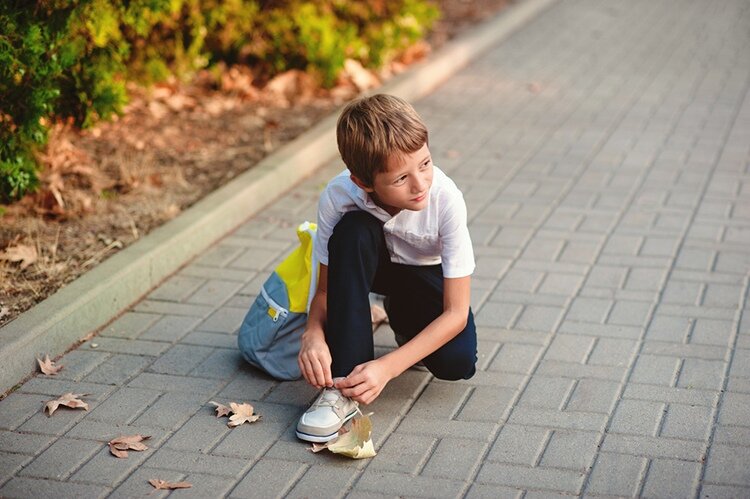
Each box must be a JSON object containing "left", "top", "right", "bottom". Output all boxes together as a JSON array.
[{"left": 261, "top": 286, "right": 289, "bottom": 322}]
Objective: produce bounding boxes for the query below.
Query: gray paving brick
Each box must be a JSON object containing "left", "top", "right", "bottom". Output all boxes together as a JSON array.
[
  {"left": 677, "top": 358, "right": 726, "bottom": 390},
  {"left": 16, "top": 403, "right": 91, "bottom": 436},
  {"left": 475, "top": 302, "right": 523, "bottom": 328},
  {"left": 69, "top": 445, "right": 152, "bottom": 486},
  {"left": 99, "top": 311, "right": 162, "bottom": 339},
  {"left": 212, "top": 402, "right": 299, "bottom": 459},
  {"left": 131, "top": 391, "right": 206, "bottom": 430},
  {"left": 218, "top": 371, "right": 277, "bottom": 400},
  {"left": 558, "top": 321, "right": 642, "bottom": 339},
  {"left": 0, "top": 453, "right": 30, "bottom": 485},
  {"left": 0, "top": 430, "right": 54, "bottom": 455},
  {"left": 640, "top": 236, "right": 679, "bottom": 257},
  {"left": 476, "top": 462, "right": 584, "bottom": 494},
  {"left": 188, "top": 348, "right": 244, "bottom": 379},
  {"left": 487, "top": 425, "right": 548, "bottom": 465},
  {"left": 702, "top": 283, "right": 743, "bottom": 308},
  {"left": 421, "top": 437, "right": 486, "bottom": 479},
  {"left": 539, "top": 430, "right": 600, "bottom": 471},
  {"left": 368, "top": 432, "right": 436, "bottom": 474},
  {"left": 488, "top": 343, "right": 544, "bottom": 374},
  {"left": 642, "top": 340, "right": 726, "bottom": 361},
  {"left": 585, "top": 452, "right": 647, "bottom": 496},
  {"left": 699, "top": 484, "right": 750, "bottom": 499},
  {"left": 87, "top": 387, "right": 161, "bottom": 424},
  {"left": 108, "top": 467, "right": 181, "bottom": 499},
  {"left": 587, "top": 337, "right": 638, "bottom": 366},
  {"left": 147, "top": 274, "right": 205, "bottom": 302},
  {"left": 128, "top": 372, "right": 223, "bottom": 394},
  {"left": 356, "top": 470, "right": 466, "bottom": 498},
  {"left": 83, "top": 354, "right": 153, "bottom": 385},
  {"left": 662, "top": 280, "right": 703, "bottom": 305},
  {"left": 537, "top": 272, "right": 585, "bottom": 296},
  {"left": 197, "top": 306, "right": 247, "bottom": 333},
  {"left": 517, "top": 376, "right": 576, "bottom": 410},
  {"left": 565, "top": 297, "right": 612, "bottom": 323},
  {"left": 565, "top": 379, "right": 621, "bottom": 413},
  {"left": 624, "top": 383, "right": 719, "bottom": 407},
  {"left": 660, "top": 403, "right": 713, "bottom": 440},
  {"left": 558, "top": 240, "right": 600, "bottom": 264},
  {"left": 18, "top": 377, "right": 114, "bottom": 398},
  {"left": 630, "top": 354, "right": 681, "bottom": 386},
  {"left": 264, "top": 378, "right": 318, "bottom": 406},
  {"left": 609, "top": 399, "right": 665, "bottom": 436},
  {"left": 63, "top": 419, "right": 167, "bottom": 443},
  {"left": 729, "top": 349, "right": 750, "bottom": 378},
  {"left": 536, "top": 360, "right": 626, "bottom": 381},
  {"left": 186, "top": 279, "right": 244, "bottom": 306},
  {"left": 0, "top": 392, "right": 52, "bottom": 430},
  {"left": 496, "top": 269, "right": 545, "bottom": 293},
  {"left": 144, "top": 448, "right": 250, "bottom": 477},
  {"left": 84, "top": 337, "right": 171, "bottom": 356},
  {"left": 396, "top": 415, "right": 495, "bottom": 440},
  {"left": 409, "top": 381, "right": 473, "bottom": 418},
  {"left": 283, "top": 465, "right": 357, "bottom": 499},
  {"left": 147, "top": 344, "right": 214, "bottom": 375},
  {"left": 465, "top": 483, "right": 523, "bottom": 499},
  {"left": 473, "top": 255, "right": 512, "bottom": 278},
  {"left": 52, "top": 350, "right": 110, "bottom": 381},
  {"left": 193, "top": 244, "right": 245, "bottom": 268},
  {"left": 690, "top": 318, "right": 734, "bottom": 346},
  {"left": 227, "top": 247, "right": 279, "bottom": 270},
  {"left": 585, "top": 265, "right": 627, "bottom": 288},
  {"left": 508, "top": 407, "right": 608, "bottom": 433},
  {"left": 602, "top": 235, "right": 642, "bottom": 256},
  {"left": 18, "top": 437, "right": 101, "bottom": 480},
  {"left": 718, "top": 392, "right": 750, "bottom": 427},
  {"left": 161, "top": 409, "right": 230, "bottom": 452},
  {"left": 456, "top": 386, "right": 516, "bottom": 423},
  {"left": 489, "top": 290, "right": 568, "bottom": 307},
  {"left": 139, "top": 315, "right": 202, "bottom": 342},
  {"left": 544, "top": 334, "right": 596, "bottom": 363},
  {"left": 514, "top": 305, "right": 565, "bottom": 332},
  {"left": 181, "top": 331, "right": 238, "bottom": 349},
  {"left": 607, "top": 300, "right": 653, "bottom": 326},
  {"left": 0, "top": 476, "right": 110, "bottom": 498},
  {"left": 601, "top": 433, "right": 705, "bottom": 461},
  {"left": 704, "top": 444, "right": 750, "bottom": 487},
  {"left": 134, "top": 300, "right": 215, "bottom": 317}
]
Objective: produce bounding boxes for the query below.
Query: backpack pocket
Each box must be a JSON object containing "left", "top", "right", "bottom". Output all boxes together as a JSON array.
[{"left": 238, "top": 272, "right": 304, "bottom": 380}]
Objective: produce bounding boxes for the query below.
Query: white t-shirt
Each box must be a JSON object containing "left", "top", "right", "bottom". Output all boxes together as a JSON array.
[{"left": 315, "top": 166, "right": 475, "bottom": 278}]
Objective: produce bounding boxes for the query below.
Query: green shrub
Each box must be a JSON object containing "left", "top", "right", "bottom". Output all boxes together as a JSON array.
[{"left": 0, "top": 0, "right": 439, "bottom": 203}]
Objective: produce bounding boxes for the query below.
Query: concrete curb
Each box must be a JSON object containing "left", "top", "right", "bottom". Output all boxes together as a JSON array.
[{"left": 0, "top": 0, "right": 557, "bottom": 395}]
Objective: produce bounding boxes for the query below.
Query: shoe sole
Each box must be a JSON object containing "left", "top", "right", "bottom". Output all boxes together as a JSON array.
[{"left": 295, "top": 408, "right": 358, "bottom": 443}]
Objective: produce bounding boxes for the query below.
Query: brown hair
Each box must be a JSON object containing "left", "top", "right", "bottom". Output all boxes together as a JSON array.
[{"left": 336, "top": 94, "right": 428, "bottom": 187}]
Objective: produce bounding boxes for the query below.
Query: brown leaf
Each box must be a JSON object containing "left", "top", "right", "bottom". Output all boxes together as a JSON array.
[
  {"left": 37, "top": 354, "right": 63, "bottom": 375},
  {"left": 227, "top": 402, "right": 261, "bottom": 427},
  {"left": 0, "top": 244, "right": 38, "bottom": 270},
  {"left": 209, "top": 401, "right": 232, "bottom": 418},
  {"left": 44, "top": 392, "right": 89, "bottom": 416},
  {"left": 108, "top": 434, "right": 151, "bottom": 458},
  {"left": 148, "top": 479, "right": 192, "bottom": 490}
]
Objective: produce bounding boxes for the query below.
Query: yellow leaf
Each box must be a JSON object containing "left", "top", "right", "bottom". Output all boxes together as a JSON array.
[
  {"left": 209, "top": 401, "right": 231, "bottom": 418},
  {"left": 149, "top": 479, "right": 192, "bottom": 490},
  {"left": 108, "top": 434, "right": 150, "bottom": 458},
  {"left": 325, "top": 415, "right": 377, "bottom": 459},
  {"left": 0, "top": 244, "right": 38, "bottom": 270}
]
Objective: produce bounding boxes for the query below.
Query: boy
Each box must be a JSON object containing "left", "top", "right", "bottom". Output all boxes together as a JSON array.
[{"left": 296, "top": 94, "right": 477, "bottom": 443}]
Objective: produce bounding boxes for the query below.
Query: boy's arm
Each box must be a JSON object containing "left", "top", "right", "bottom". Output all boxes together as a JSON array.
[
  {"left": 336, "top": 275, "right": 471, "bottom": 403},
  {"left": 298, "top": 264, "right": 334, "bottom": 389}
]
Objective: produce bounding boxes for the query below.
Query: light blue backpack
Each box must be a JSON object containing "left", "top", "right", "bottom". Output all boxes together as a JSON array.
[{"left": 238, "top": 222, "right": 318, "bottom": 380}]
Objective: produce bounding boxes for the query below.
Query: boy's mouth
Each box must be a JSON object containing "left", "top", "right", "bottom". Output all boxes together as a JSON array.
[{"left": 412, "top": 193, "right": 427, "bottom": 202}]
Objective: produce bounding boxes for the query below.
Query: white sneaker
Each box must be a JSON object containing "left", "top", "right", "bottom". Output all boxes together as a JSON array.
[{"left": 296, "top": 385, "right": 358, "bottom": 443}]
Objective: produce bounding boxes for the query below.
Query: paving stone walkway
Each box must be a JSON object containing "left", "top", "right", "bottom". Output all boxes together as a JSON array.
[{"left": 2, "top": 0, "right": 750, "bottom": 497}]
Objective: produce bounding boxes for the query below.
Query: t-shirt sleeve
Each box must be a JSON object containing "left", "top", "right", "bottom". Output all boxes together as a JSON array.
[
  {"left": 439, "top": 190, "right": 475, "bottom": 278},
  {"left": 314, "top": 186, "right": 341, "bottom": 267}
]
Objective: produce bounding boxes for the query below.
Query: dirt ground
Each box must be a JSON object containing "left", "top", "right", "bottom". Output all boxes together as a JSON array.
[{"left": 0, "top": 0, "right": 510, "bottom": 328}]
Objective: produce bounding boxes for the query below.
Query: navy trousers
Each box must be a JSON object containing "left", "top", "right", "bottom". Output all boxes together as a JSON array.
[{"left": 325, "top": 211, "right": 477, "bottom": 380}]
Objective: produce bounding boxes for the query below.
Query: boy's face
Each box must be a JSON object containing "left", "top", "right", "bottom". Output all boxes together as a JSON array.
[{"left": 352, "top": 143, "right": 433, "bottom": 216}]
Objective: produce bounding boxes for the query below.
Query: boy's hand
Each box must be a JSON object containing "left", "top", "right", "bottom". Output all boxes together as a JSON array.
[
  {"left": 335, "top": 359, "right": 392, "bottom": 405},
  {"left": 298, "top": 329, "right": 333, "bottom": 389}
]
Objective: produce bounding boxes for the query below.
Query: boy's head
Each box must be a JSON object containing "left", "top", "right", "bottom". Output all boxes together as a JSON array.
[{"left": 336, "top": 94, "right": 428, "bottom": 188}]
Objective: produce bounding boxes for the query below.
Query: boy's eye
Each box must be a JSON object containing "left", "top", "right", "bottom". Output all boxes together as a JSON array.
[{"left": 394, "top": 176, "right": 407, "bottom": 184}]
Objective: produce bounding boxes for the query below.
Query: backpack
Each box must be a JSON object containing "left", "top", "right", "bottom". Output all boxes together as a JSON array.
[{"left": 237, "top": 221, "right": 318, "bottom": 380}]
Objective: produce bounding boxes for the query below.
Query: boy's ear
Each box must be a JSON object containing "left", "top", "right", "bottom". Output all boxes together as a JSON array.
[{"left": 350, "top": 174, "right": 374, "bottom": 192}]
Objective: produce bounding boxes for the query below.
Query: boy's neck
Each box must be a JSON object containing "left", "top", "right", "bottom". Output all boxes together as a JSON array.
[{"left": 368, "top": 192, "right": 401, "bottom": 217}]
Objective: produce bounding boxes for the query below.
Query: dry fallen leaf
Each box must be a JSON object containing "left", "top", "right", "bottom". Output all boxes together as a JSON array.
[
  {"left": 37, "top": 354, "right": 63, "bottom": 375},
  {"left": 44, "top": 392, "right": 89, "bottom": 416},
  {"left": 108, "top": 434, "right": 151, "bottom": 458},
  {"left": 209, "top": 401, "right": 232, "bottom": 418},
  {"left": 311, "top": 415, "right": 376, "bottom": 459},
  {"left": 228, "top": 402, "right": 261, "bottom": 427},
  {"left": 0, "top": 244, "right": 38, "bottom": 270},
  {"left": 148, "top": 479, "right": 192, "bottom": 490}
]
